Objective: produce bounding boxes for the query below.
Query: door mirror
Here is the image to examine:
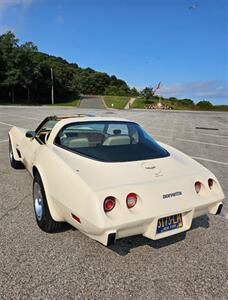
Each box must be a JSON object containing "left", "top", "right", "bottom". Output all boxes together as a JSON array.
[{"left": 25, "top": 131, "right": 36, "bottom": 138}]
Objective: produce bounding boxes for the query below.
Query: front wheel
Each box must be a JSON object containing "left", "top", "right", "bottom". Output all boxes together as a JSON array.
[
  {"left": 9, "top": 138, "right": 24, "bottom": 169},
  {"left": 33, "top": 172, "right": 64, "bottom": 233}
]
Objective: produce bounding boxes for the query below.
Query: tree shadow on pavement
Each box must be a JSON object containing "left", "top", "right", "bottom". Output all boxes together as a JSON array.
[{"left": 108, "top": 215, "right": 210, "bottom": 256}]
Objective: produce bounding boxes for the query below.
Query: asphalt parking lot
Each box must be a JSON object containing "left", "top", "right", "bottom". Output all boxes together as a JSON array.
[{"left": 0, "top": 106, "right": 227, "bottom": 299}]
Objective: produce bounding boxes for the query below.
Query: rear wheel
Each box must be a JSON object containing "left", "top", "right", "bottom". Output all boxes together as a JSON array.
[
  {"left": 33, "top": 172, "right": 64, "bottom": 232},
  {"left": 9, "top": 138, "right": 24, "bottom": 169}
]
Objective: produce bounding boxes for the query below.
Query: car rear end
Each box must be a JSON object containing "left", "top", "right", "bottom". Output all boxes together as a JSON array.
[
  {"left": 83, "top": 171, "right": 224, "bottom": 246},
  {"left": 50, "top": 118, "right": 224, "bottom": 246}
]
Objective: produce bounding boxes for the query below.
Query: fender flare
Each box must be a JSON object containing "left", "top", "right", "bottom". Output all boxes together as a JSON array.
[{"left": 32, "top": 166, "right": 64, "bottom": 222}]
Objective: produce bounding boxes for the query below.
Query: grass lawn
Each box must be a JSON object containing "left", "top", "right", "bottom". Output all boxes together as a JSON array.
[
  {"left": 103, "top": 96, "right": 130, "bottom": 109},
  {"left": 48, "top": 98, "right": 80, "bottom": 107},
  {"left": 131, "top": 98, "right": 154, "bottom": 109},
  {"left": 132, "top": 98, "right": 197, "bottom": 110},
  {"left": 132, "top": 98, "right": 228, "bottom": 111}
]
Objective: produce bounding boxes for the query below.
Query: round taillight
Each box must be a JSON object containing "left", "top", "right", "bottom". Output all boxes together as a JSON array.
[
  {"left": 126, "top": 193, "right": 137, "bottom": 209},
  {"left": 208, "top": 178, "right": 214, "bottom": 189},
  {"left": 104, "top": 197, "right": 116, "bottom": 212},
  {"left": 195, "top": 181, "right": 202, "bottom": 194}
]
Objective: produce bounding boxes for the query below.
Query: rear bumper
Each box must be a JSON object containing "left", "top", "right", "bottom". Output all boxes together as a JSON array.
[{"left": 85, "top": 200, "right": 223, "bottom": 246}]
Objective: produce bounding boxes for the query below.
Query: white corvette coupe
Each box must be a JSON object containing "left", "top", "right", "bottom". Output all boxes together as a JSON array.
[{"left": 8, "top": 115, "right": 224, "bottom": 246}]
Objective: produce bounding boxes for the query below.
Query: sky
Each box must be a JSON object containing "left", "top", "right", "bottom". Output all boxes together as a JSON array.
[{"left": 0, "top": 0, "right": 227, "bottom": 104}]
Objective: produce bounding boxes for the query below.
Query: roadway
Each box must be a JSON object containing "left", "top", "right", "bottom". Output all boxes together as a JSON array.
[
  {"left": 0, "top": 106, "right": 227, "bottom": 299},
  {"left": 79, "top": 95, "right": 105, "bottom": 109}
]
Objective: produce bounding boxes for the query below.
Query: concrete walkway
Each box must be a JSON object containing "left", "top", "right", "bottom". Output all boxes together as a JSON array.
[{"left": 125, "top": 97, "right": 136, "bottom": 109}]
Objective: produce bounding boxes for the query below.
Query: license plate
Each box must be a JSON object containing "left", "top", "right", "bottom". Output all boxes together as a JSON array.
[{"left": 157, "top": 213, "right": 183, "bottom": 234}]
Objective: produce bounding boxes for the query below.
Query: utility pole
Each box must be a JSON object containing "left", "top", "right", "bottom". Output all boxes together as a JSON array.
[{"left": 51, "top": 68, "right": 54, "bottom": 105}]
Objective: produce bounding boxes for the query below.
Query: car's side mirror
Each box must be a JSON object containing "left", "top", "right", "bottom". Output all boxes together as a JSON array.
[{"left": 25, "top": 131, "right": 36, "bottom": 138}]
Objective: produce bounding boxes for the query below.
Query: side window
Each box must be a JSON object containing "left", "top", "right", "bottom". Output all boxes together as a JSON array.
[
  {"left": 131, "top": 127, "right": 139, "bottom": 144},
  {"left": 36, "top": 120, "right": 58, "bottom": 144},
  {"left": 40, "top": 120, "right": 58, "bottom": 131}
]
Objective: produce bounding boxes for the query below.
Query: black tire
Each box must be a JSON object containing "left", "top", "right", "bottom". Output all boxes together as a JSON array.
[
  {"left": 9, "top": 138, "right": 24, "bottom": 169},
  {"left": 33, "top": 172, "right": 64, "bottom": 233}
]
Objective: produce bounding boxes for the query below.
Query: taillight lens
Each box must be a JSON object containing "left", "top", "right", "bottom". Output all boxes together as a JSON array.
[
  {"left": 208, "top": 178, "right": 214, "bottom": 189},
  {"left": 195, "top": 181, "right": 202, "bottom": 194},
  {"left": 71, "top": 213, "right": 81, "bottom": 223},
  {"left": 104, "top": 197, "right": 116, "bottom": 212},
  {"left": 126, "top": 193, "right": 137, "bottom": 208}
]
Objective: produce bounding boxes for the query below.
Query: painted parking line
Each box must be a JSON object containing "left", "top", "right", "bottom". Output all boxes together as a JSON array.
[
  {"left": 154, "top": 134, "right": 228, "bottom": 147},
  {"left": 0, "top": 112, "right": 40, "bottom": 121},
  {"left": 0, "top": 121, "right": 15, "bottom": 127},
  {"left": 177, "top": 138, "right": 228, "bottom": 148},
  {"left": 0, "top": 139, "right": 8, "bottom": 143},
  {"left": 152, "top": 134, "right": 172, "bottom": 139},
  {"left": 149, "top": 126, "right": 178, "bottom": 132},
  {"left": 198, "top": 133, "right": 228, "bottom": 139},
  {"left": 191, "top": 156, "right": 228, "bottom": 166}
]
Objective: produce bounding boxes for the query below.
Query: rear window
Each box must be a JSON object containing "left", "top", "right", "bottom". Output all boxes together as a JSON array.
[{"left": 54, "top": 121, "right": 169, "bottom": 162}]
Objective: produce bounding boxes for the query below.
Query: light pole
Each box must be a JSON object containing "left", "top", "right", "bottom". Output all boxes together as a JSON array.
[{"left": 51, "top": 68, "right": 54, "bottom": 105}]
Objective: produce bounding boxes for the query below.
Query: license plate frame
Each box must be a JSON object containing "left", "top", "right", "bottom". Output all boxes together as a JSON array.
[{"left": 156, "top": 213, "right": 183, "bottom": 234}]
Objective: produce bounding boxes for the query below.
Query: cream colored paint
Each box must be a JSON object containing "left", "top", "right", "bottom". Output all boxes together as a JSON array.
[{"left": 9, "top": 116, "right": 224, "bottom": 245}]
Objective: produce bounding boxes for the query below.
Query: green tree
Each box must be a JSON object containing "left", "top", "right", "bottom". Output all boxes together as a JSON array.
[
  {"left": 196, "top": 100, "right": 213, "bottom": 109},
  {"left": 130, "top": 87, "right": 139, "bottom": 97},
  {"left": 0, "top": 31, "right": 20, "bottom": 103},
  {"left": 105, "top": 85, "right": 119, "bottom": 96},
  {"left": 179, "top": 98, "right": 194, "bottom": 106},
  {"left": 0, "top": 31, "right": 131, "bottom": 104},
  {"left": 19, "top": 42, "right": 39, "bottom": 102},
  {"left": 142, "top": 87, "right": 153, "bottom": 100}
]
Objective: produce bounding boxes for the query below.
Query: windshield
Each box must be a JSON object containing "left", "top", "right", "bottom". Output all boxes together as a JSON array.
[{"left": 54, "top": 121, "right": 169, "bottom": 162}]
